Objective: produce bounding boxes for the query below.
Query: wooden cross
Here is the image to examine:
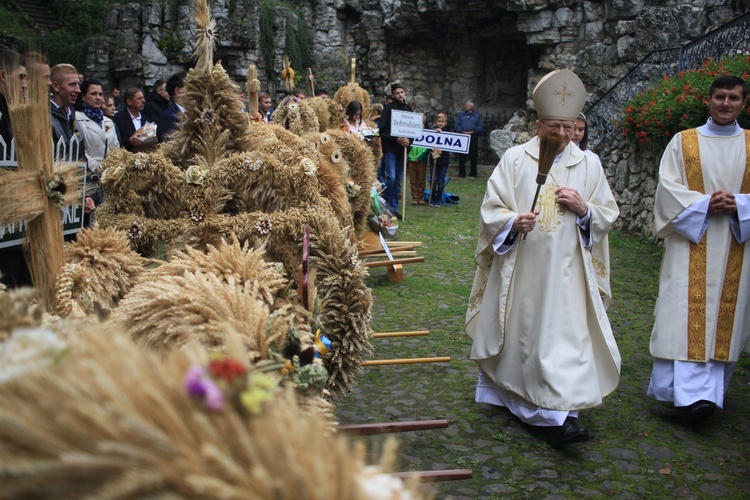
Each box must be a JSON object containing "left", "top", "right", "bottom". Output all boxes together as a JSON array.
[{"left": 0, "top": 63, "right": 81, "bottom": 310}]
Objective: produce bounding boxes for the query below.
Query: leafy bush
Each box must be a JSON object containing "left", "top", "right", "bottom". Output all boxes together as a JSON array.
[{"left": 622, "top": 54, "right": 750, "bottom": 149}]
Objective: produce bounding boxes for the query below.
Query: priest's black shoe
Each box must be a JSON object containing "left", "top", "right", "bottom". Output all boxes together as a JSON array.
[
  {"left": 680, "top": 400, "right": 716, "bottom": 422},
  {"left": 535, "top": 417, "right": 590, "bottom": 445}
]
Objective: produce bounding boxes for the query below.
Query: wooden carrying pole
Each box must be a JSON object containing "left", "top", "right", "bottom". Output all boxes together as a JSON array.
[
  {"left": 391, "top": 469, "right": 473, "bottom": 483},
  {"left": 373, "top": 331, "right": 429, "bottom": 338},
  {"left": 365, "top": 256, "right": 425, "bottom": 268},
  {"left": 336, "top": 419, "right": 449, "bottom": 436},
  {"left": 362, "top": 357, "right": 450, "bottom": 366},
  {"left": 401, "top": 145, "right": 408, "bottom": 220},
  {"left": 358, "top": 245, "right": 415, "bottom": 256}
]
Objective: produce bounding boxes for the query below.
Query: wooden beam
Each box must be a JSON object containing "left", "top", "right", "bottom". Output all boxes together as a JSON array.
[
  {"left": 362, "top": 356, "right": 450, "bottom": 366},
  {"left": 365, "top": 256, "right": 425, "bottom": 268},
  {"left": 361, "top": 251, "right": 417, "bottom": 259},
  {"left": 373, "top": 330, "right": 429, "bottom": 338},
  {"left": 336, "top": 419, "right": 449, "bottom": 436},
  {"left": 359, "top": 245, "right": 415, "bottom": 256},
  {"left": 391, "top": 469, "right": 473, "bottom": 483}
]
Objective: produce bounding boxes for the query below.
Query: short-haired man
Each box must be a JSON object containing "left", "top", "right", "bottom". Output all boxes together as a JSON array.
[
  {"left": 49, "top": 63, "right": 83, "bottom": 159},
  {"left": 455, "top": 100, "right": 484, "bottom": 178},
  {"left": 143, "top": 78, "right": 169, "bottom": 123},
  {"left": 314, "top": 88, "right": 328, "bottom": 98},
  {"left": 647, "top": 75, "right": 750, "bottom": 421},
  {"left": 157, "top": 71, "right": 187, "bottom": 143},
  {"left": 466, "top": 69, "right": 620, "bottom": 445},
  {"left": 112, "top": 86, "right": 147, "bottom": 152},
  {"left": 377, "top": 83, "right": 412, "bottom": 217},
  {"left": 258, "top": 92, "right": 273, "bottom": 123}
]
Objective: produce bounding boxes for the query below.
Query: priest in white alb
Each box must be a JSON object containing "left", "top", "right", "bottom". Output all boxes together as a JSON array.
[
  {"left": 465, "top": 69, "right": 621, "bottom": 445},
  {"left": 648, "top": 75, "right": 750, "bottom": 421}
]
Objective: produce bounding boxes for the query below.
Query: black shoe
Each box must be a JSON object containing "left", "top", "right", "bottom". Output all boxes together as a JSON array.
[
  {"left": 469, "top": 174, "right": 478, "bottom": 179},
  {"left": 393, "top": 211, "right": 403, "bottom": 221},
  {"left": 535, "top": 417, "right": 590, "bottom": 445},
  {"left": 458, "top": 173, "right": 466, "bottom": 178},
  {"left": 680, "top": 400, "right": 716, "bottom": 422}
]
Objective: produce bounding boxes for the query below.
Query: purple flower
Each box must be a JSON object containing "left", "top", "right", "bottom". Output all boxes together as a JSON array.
[
  {"left": 185, "top": 365, "right": 207, "bottom": 397},
  {"left": 202, "top": 378, "right": 224, "bottom": 411},
  {"left": 184, "top": 365, "right": 224, "bottom": 411}
]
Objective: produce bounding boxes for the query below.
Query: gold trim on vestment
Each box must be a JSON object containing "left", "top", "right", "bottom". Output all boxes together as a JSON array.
[{"left": 681, "top": 129, "right": 750, "bottom": 361}]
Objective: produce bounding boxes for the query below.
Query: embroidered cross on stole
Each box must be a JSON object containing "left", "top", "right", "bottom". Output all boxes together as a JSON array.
[{"left": 681, "top": 128, "right": 750, "bottom": 361}]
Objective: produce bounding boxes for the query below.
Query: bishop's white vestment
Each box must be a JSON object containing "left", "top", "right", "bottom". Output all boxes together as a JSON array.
[
  {"left": 465, "top": 137, "right": 621, "bottom": 418},
  {"left": 648, "top": 120, "right": 750, "bottom": 407}
]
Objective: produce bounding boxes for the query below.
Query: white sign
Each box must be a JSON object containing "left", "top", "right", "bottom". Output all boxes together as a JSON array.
[
  {"left": 0, "top": 136, "right": 87, "bottom": 249},
  {"left": 412, "top": 129, "right": 470, "bottom": 154},
  {"left": 390, "top": 110, "right": 424, "bottom": 139}
]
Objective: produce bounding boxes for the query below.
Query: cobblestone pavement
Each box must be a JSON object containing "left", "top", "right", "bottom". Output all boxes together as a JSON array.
[{"left": 335, "top": 170, "right": 750, "bottom": 499}]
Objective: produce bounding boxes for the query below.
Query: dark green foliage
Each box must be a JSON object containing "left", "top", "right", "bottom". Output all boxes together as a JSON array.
[{"left": 259, "top": 0, "right": 313, "bottom": 80}]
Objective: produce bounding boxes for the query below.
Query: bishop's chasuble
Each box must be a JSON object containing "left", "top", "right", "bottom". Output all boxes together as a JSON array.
[
  {"left": 465, "top": 138, "right": 621, "bottom": 411},
  {"left": 651, "top": 125, "right": 750, "bottom": 363}
]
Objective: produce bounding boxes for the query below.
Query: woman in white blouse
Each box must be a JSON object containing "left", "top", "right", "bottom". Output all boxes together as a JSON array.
[{"left": 74, "top": 78, "right": 119, "bottom": 224}]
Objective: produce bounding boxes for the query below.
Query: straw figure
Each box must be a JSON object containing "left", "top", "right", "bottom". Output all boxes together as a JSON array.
[
  {"left": 307, "top": 95, "right": 347, "bottom": 132},
  {"left": 270, "top": 95, "right": 320, "bottom": 136},
  {"left": 53, "top": 227, "right": 153, "bottom": 319},
  {"left": 246, "top": 64, "right": 264, "bottom": 124},
  {"left": 0, "top": 325, "right": 427, "bottom": 499},
  {"left": 304, "top": 130, "right": 377, "bottom": 237},
  {"left": 92, "top": 0, "right": 374, "bottom": 399}
]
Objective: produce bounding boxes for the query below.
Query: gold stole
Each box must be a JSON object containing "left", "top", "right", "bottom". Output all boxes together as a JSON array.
[{"left": 682, "top": 129, "right": 750, "bottom": 361}]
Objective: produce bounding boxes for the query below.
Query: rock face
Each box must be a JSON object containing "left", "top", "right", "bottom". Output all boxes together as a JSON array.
[
  {"left": 92, "top": 1, "right": 743, "bottom": 113},
  {"left": 88, "top": 0, "right": 746, "bottom": 236}
]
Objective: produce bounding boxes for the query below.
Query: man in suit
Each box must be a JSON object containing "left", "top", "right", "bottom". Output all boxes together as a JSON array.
[
  {"left": 157, "top": 71, "right": 187, "bottom": 143},
  {"left": 113, "top": 87, "right": 147, "bottom": 152}
]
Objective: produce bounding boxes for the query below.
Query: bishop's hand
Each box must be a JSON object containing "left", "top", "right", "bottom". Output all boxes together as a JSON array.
[{"left": 513, "top": 211, "right": 539, "bottom": 234}]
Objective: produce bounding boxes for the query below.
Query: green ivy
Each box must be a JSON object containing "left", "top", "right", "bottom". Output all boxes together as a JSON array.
[
  {"left": 157, "top": 29, "right": 185, "bottom": 64},
  {"left": 622, "top": 54, "right": 750, "bottom": 150},
  {"left": 259, "top": 0, "right": 313, "bottom": 82}
]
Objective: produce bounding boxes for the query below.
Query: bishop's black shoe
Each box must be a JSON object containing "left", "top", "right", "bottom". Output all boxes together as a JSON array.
[{"left": 534, "top": 417, "right": 590, "bottom": 445}]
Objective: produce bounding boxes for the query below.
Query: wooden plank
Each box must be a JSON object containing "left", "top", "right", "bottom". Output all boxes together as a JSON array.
[
  {"left": 373, "top": 330, "right": 429, "bottom": 338},
  {"left": 359, "top": 245, "right": 415, "bottom": 256},
  {"left": 336, "top": 419, "right": 449, "bottom": 436},
  {"left": 365, "top": 256, "right": 425, "bottom": 268},
  {"left": 362, "top": 356, "right": 450, "bottom": 366},
  {"left": 391, "top": 469, "right": 473, "bottom": 483}
]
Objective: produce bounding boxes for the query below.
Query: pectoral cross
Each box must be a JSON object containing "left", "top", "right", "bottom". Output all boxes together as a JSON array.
[{"left": 0, "top": 67, "right": 81, "bottom": 310}]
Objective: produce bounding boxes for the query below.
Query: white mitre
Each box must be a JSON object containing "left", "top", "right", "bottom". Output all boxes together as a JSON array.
[{"left": 532, "top": 69, "right": 586, "bottom": 121}]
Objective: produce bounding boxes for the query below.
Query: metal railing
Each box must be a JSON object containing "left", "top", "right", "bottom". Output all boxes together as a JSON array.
[{"left": 585, "top": 11, "right": 750, "bottom": 148}]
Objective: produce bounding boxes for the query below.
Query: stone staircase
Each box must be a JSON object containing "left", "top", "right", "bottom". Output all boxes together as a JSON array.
[{"left": 9, "top": 0, "right": 61, "bottom": 32}]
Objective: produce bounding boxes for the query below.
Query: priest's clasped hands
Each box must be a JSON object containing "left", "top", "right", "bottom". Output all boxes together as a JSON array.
[
  {"left": 513, "top": 187, "right": 588, "bottom": 234},
  {"left": 708, "top": 190, "right": 737, "bottom": 214}
]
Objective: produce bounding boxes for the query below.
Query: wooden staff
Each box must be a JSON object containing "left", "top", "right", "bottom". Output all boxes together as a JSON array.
[
  {"left": 364, "top": 256, "right": 424, "bottom": 268},
  {"left": 362, "top": 356, "right": 450, "bottom": 366},
  {"left": 523, "top": 130, "right": 564, "bottom": 243},
  {"left": 307, "top": 68, "right": 315, "bottom": 97},
  {"left": 373, "top": 330, "right": 429, "bottom": 338},
  {"left": 429, "top": 155, "right": 438, "bottom": 206},
  {"left": 350, "top": 57, "right": 356, "bottom": 84},
  {"left": 401, "top": 145, "right": 408, "bottom": 220},
  {"left": 336, "top": 419, "right": 448, "bottom": 436},
  {"left": 391, "top": 469, "right": 473, "bottom": 483}
]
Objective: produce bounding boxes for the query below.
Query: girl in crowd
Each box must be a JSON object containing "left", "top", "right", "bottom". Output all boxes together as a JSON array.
[
  {"left": 345, "top": 99, "right": 364, "bottom": 134},
  {"left": 428, "top": 113, "right": 451, "bottom": 207},
  {"left": 572, "top": 112, "right": 602, "bottom": 164},
  {"left": 75, "top": 78, "right": 120, "bottom": 225}
]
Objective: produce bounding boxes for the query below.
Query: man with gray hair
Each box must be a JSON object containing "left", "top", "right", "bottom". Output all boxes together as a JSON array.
[{"left": 465, "top": 69, "right": 620, "bottom": 445}]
